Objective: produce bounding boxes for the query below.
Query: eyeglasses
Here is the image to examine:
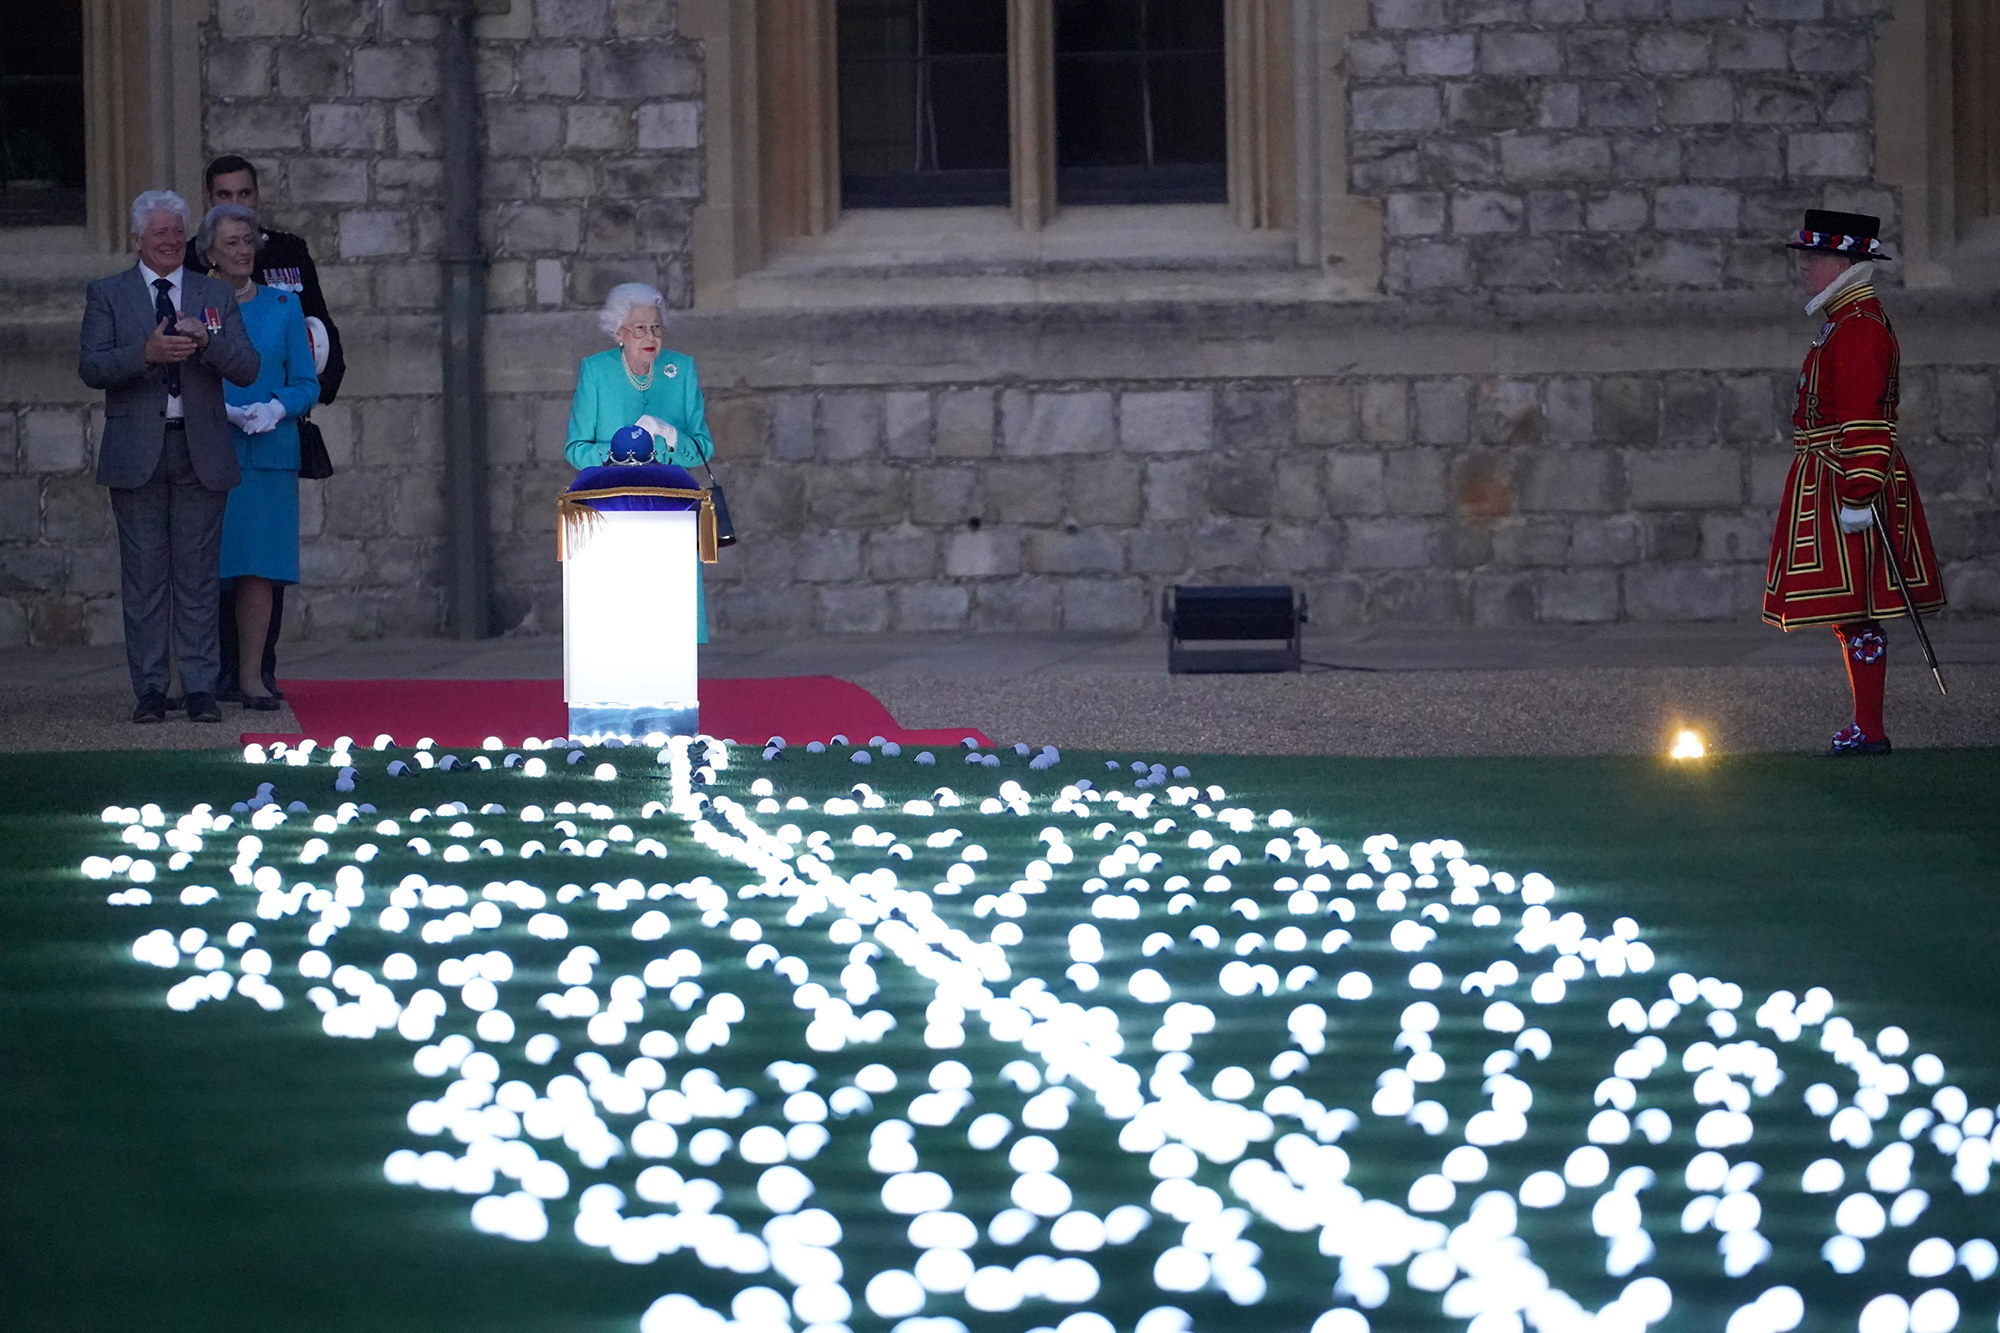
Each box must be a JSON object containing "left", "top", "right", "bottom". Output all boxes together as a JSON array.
[{"left": 622, "top": 323, "right": 665, "bottom": 338}]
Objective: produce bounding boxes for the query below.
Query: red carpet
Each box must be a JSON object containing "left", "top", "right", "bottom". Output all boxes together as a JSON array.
[{"left": 242, "top": 677, "right": 989, "bottom": 750}]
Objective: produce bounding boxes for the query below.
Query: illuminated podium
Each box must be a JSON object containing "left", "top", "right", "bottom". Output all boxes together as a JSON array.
[{"left": 558, "top": 459, "right": 718, "bottom": 743}]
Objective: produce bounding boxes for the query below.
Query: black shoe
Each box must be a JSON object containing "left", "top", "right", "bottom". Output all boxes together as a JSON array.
[
  {"left": 186, "top": 692, "right": 223, "bottom": 723},
  {"left": 1823, "top": 723, "right": 1892, "bottom": 757},
  {"left": 132, "top": 692, "right": 168, "bottom": 724},
  {"left": 241, "top": 692, "right": 283, "bottom": 712}
]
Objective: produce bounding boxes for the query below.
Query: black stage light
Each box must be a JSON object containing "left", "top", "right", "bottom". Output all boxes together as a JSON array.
[{"left": 1161, "top": 584, "right": 1307, "bottom": 674}]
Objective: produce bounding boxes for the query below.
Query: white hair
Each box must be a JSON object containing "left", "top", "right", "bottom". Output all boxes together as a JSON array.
[
  {"left": 196, "top": 204, "right": 258, "bottom": 263},
  {"left": 598, "top": 282, "right": 667, "bottom": 340},
  {"left": 130, "top": 189, "right": 193, "bottom": 237}
]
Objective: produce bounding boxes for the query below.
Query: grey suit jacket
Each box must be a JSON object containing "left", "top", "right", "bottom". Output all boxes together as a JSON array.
[{"left": 78, "top": 266, "right": 259, "bottom": 492}]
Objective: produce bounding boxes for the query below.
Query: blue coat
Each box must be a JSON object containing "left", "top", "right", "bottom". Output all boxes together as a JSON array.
[
  {"left": 564, "top": 347, "right": 715, "bottom": 472},
  {"left": 225, "top": 286, "right": 320, "bottom": 471}
]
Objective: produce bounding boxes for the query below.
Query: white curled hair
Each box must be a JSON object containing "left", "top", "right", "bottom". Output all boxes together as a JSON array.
[
  {"left": 598, "top": 282, "right": 667, "bottom": 340},
  {"left": 196, "top": 204, "right": 258, "bottom": 263},
  {"left": 129, "top": 189, "right": 193, "bottom": 237}
]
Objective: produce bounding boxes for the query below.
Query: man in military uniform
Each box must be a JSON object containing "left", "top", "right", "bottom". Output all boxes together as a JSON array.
[
  {"left": 1763, "top": 210, "right": 1945, "bottom": 756},
  {"left": 191, "top": 154, "right": 346, "bottom": 701}
]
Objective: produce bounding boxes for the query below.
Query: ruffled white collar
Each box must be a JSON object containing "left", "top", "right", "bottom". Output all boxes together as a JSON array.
[{"left": 1806, "top": 260, "right": 1875, "bottom": 317}]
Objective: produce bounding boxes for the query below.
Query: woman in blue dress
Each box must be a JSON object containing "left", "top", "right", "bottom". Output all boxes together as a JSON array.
[
  {"left": 565, "top": 282, "right": 716, "bottom": 640},
  {"left": 199, "top": 204, "right": 319, "bottom": 710}
]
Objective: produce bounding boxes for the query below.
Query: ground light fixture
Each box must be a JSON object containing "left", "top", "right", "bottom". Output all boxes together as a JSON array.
[{"left": 1668, "top": 730, "right": 1708, "bottom": 761}]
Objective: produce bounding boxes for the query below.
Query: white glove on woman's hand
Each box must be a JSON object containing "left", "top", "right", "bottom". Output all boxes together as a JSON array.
[
  {"left": 635, "top": 414, "right": 678, "bottom": 453},
  {"left": 1839, "top": 506, "right": 1875, "bottom": 534},
  {"left": 226, "top": 404, "right": 253, "bottom": 431},
  {"left": 245, "top": 400, "right": 288, "bottom": 434}
]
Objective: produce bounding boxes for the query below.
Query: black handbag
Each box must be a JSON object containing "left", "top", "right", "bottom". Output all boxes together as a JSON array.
[
  {"left": 700, "top": 458, "right": 736, "bottom": 546},
  {"left": 297, "top": 416, "right": 333, "bottom": 481}
]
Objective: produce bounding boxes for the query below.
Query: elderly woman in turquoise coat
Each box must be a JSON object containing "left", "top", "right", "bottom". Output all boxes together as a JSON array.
[
  {"left": 202, "top": 203, "right": 320, "bottom": 710},
  {"left": 566, "top": 282, "right": 716, "bottom": 641}
]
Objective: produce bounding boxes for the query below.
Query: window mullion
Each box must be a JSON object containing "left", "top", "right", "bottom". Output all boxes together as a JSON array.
[{"left": 1008, "top": 0, "right": 1055, "bottom": 229}]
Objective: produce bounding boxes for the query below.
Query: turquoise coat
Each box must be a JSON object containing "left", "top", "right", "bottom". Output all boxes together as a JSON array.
[
  {"left": 224, "top": 285, "right": 320, "bottom": 470},
  {"left": 564, "top": 346, "right": 716, "bottom": 642},
  {"left": 564, "top": 347, "right": 715, "bottom": 471}
]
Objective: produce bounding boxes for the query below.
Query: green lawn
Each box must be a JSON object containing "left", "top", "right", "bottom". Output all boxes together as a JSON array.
[{"left": 1, "top": 743, "right": 1996, "bottom": 1333}]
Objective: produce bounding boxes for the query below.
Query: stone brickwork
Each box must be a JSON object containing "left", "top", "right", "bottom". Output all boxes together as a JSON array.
[
  {"left": 460, "top": 365, "right": 2000, "bottom": 639},
  {"left": 6, "top": 333, "right": 1996, "bottom": 647},
  {"left": 3, "top": 0, "right": 1996, "bottom": 649},
  {"left": 205, "top": 0, "right": 701, "bottom": 319},
  {"left": 1351, "top": 0, "right": 1897, "bottom": 295}
]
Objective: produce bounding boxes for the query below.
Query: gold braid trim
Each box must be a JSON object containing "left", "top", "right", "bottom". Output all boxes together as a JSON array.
[
  {"left": 1794, "top": 421, "right": 1895, "bottom": 451},
  {"left": 557, "top": 486, "right": 719, "bottom": 564}
]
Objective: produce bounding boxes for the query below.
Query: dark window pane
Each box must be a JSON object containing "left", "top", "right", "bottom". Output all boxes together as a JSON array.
[
  {"left": 838, "top": 0, "right": 1009, "bottom": 208},
  {"left": 1055, "top": 56, "right": 1148, "bottom": 167},
  {"left": 0, "top": 0, "right": 86, "bottom": 223},
  {"left": 927, "top": 5, "right": 1008, "bottom": 55},
  {"left": 929, "top": 58, "right": 1011, "bottom": 170},
  {"left": 1146, "top": 0, "right": 1224, "bottom": 51},
  {"left": 1055, "top": 0, "right": 1142, "bottom": 52},
  {"left": 1147, "top": 53, "right": 1226, "bottom": 165},
  {"left": 838, "top": 59, "right": 920, "bottom": 174},
  {"left": 838, "top": 0, "right": 917, "bottom": 60},
  {"left": 1055, "top": 0, "right": 1225, "bottom": 204}
]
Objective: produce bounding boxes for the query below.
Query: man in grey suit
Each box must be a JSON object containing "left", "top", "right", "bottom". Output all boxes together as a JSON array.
[{"left": 79, "top": 190, "right": 259, "bottom": 723}]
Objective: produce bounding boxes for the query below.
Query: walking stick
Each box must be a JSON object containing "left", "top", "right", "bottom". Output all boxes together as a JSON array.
[{"left": 1871, "top": 501, "right": 1948, "bottom": 696}]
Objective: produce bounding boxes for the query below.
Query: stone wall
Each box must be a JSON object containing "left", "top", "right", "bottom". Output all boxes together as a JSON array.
[
  {"left": 3, "top": 0, "right": 1996, "bottom": 648},
  {"left": 206, "top": 0, "right": 702, "bottom": 319},
  {"left": 1351, "top": 0, "right": 1896, "bottom": 296},
  {"left": 480, "top": 358, "right": 2000, "bottom": 637}
]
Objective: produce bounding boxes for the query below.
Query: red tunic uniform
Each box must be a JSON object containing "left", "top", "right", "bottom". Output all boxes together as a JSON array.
[{"left": 1763, "top": 282, "right": 1946, "bottom": 629}]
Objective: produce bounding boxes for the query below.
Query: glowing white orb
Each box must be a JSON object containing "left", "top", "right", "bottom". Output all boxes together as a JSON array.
[
  {"left": 863, "top": 1269, "right": 925, "bottom": 1318},
  {"left": 1837, "top": 1192, "right": 1887, "bottom": 1238}
]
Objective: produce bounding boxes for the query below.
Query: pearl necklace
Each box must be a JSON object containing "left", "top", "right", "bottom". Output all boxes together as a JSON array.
[
  {"left": 623, "top": 354, "right": 654, "bottom": 392},
  {"left": 235, "top": 280, "right": 256, "bottom": 301}
]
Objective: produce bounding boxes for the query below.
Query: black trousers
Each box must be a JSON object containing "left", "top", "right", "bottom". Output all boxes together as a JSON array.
[{"left": 219, "top": 583, "right": 284, "bottom": 696}]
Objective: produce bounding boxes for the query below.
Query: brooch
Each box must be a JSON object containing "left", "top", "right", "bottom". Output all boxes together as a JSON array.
[{"left": 662, "top": 363, "right": 678, "bottom": 379}]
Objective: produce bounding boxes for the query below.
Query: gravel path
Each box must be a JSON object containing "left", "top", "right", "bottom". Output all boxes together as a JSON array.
[
  {"left": 3, "top": 654, "right": 1992, "bottom": 759},
  {"left": 864, "top": 663, "right": 2000, "bottom": 758}
]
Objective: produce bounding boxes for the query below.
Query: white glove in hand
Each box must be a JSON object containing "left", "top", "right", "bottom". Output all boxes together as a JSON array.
[
  {"left": 242, "top": 400, "right": 287, "bottom": 435},
  {"left": 226, "top": 404, "right": 253, "bottom": 431},
  {"left": 635, "top": 414, "right": 678, "bottom": 454},
  {"left": 1839, "top": 506, "right": 1875, "bottom": 534}
]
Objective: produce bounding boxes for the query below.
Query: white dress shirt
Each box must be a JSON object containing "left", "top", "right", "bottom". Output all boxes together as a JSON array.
[{"left": 139, "top": 261, "right": 185, "bottom": 420}]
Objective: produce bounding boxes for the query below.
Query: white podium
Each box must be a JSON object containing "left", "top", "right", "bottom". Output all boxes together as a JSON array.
[{"left": 561, "top": 507, "right": 701, "bottom": 742}]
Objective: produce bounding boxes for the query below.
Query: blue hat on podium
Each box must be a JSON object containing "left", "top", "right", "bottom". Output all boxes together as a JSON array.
[
  {"left": 568, "top": 423, "right": 700, "bottom": 511},
  {"left": 607, "top": 424, "right": 655, "bottom": 465}
]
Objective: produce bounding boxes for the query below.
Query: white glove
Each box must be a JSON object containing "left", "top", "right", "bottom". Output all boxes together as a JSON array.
[
  {"left": 635, "top": 414, "right": 678, "bottom": 453},
  {"left": 226, "top": 404, "right": 253, "bottom": 431},
  {"left": 243, "top": 400, "right": 286, "bottom": 435},
  {"left": 1838, "top": 506, "right": 1875, "bottom": 534}
]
